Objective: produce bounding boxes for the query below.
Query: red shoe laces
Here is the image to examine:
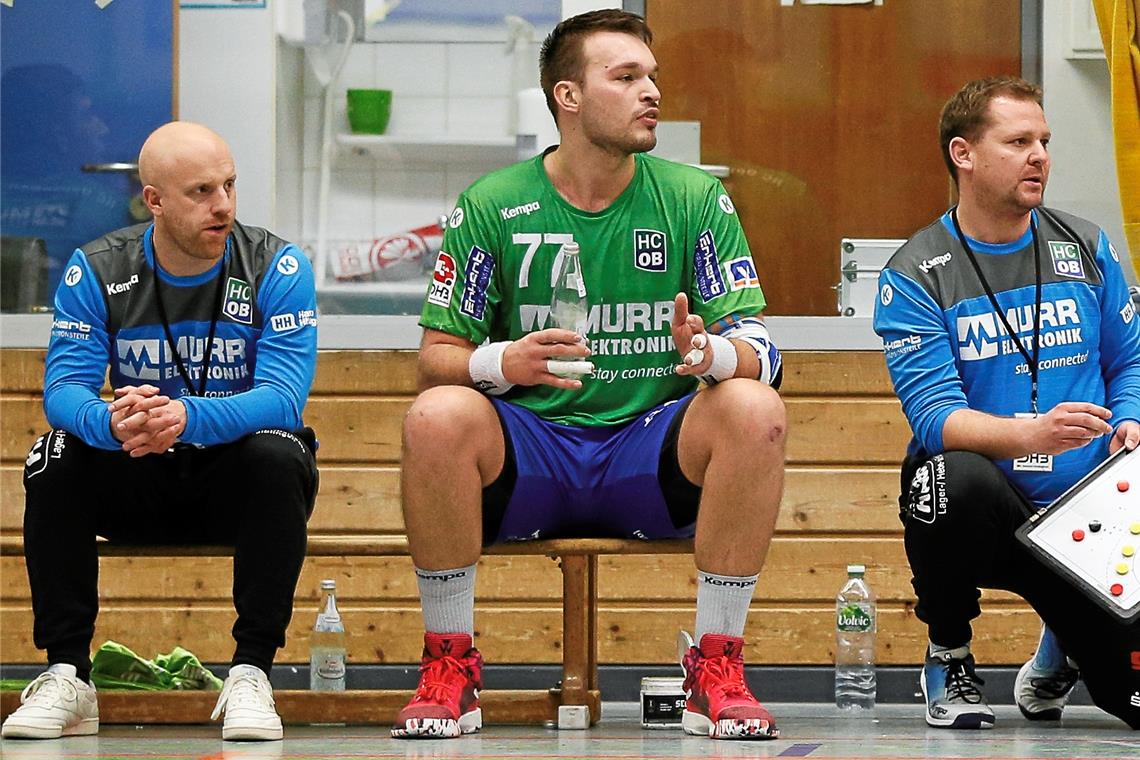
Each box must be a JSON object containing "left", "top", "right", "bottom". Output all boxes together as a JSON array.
[
  {"left": 413, "top": 655, "right": 470, "bottom": 704},
  {"left": 688, "top": 650, "right": 752, "bottom": 700}
]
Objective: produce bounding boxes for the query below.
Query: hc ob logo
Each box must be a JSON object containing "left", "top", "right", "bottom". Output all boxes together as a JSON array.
[
  {"left": 1049, "top": 241, "right": 1084, "bottom": 279},
  {"left": 633, "top": 229, "right": 667, "bottom": 272},
  {"left": 223, "top": 277, "right": 253, "bottom": 325}
]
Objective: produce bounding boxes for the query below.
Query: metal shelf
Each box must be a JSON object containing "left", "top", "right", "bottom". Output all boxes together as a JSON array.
[{"left": 336, "top": 133, "right": 520, "bottom": 165}]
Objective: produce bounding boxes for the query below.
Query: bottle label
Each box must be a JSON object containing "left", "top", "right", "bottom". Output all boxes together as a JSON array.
[
  {"left": 316, "top": 655, "right": 346, "bottom": 679},
  {"left": 837, "top": 602, "right": 875, "bottom": 632}
]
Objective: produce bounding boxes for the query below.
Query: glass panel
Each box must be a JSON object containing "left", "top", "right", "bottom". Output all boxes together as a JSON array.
[{"left": 0, "top": 0, "right": 174, "bottom": 313}]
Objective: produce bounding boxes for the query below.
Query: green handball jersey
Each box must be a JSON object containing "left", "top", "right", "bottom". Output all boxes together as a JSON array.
[{"left": 420, "top": 152, "right": 767, "bottom": 426}]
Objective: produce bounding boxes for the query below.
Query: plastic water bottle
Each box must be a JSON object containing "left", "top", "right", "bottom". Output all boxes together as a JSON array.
[
  {"left": 835, "top": 564, "right": 876, "bottom": 709},
  {"left": 310, "top": 579, "right": 347, "bottom": 691},
  {"left": 547, "top": 242, "right": 589, "bottom": 377}
]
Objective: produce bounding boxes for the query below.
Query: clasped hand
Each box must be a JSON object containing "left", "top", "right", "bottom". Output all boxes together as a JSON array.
[{"left": 107, "top": 385, "right": 187, "bottom": 457}]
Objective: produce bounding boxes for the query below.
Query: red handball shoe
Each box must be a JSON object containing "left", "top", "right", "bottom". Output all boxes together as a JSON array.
[
  {"left": 391, "top": 632, "right": 483, "bottom": 739},
  {"left": 681, "top": 632, "right": 779, "bottom": 739}
]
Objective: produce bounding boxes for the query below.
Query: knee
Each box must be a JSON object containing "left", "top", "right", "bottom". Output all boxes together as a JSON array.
[
  {"left": 901, "top": 450, "right": 1000, "bottom": 532},
  {"left": 23, "top": 430, "right": 89, "bottom": 494},
  {"left": 699, "top": 379, "right": 787, "bottom": 449},
  {"left": 233, "top": 430, "right": 317, "bottom": 503},
  {"left": 403, "top": 386, "right": 497, "bottom": 455}
]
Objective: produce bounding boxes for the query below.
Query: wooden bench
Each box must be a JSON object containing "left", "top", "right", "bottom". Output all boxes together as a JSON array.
[
  {"left": 0, "top": 534, "right": 691, "bottom": 726},
  {"left": 1, "top": 348, "right": 1045, "bottom": 726}
]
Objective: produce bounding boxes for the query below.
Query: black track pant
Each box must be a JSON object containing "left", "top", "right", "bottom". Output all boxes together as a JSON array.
[
  {"left": 900, "top": 450, "right": 1139, "bottom": 729},
  {"left": 22, "top": 428, "right": 319, "bottom": 679}
]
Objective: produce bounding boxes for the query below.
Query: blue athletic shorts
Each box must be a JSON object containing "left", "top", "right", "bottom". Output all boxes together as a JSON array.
[{"left": 482, "top": 393, "right": 700, "bottom": 544}]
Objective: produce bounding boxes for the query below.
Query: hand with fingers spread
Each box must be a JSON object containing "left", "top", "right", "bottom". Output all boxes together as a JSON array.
[
  {"left": 108, "top": 385, "right": 187, "bottom": 457},
  {"left": 1029, "top": 402, "right": 1114, "bottom": 455},
  {"left": 1108, "top": 420, "right": 1140, "bottom": 455},
  {"left": 671, "top": 292, "right": 714, "bottom": 377},
  {"left": 502, "top": 328, "right": 594, "bottom": 390}
]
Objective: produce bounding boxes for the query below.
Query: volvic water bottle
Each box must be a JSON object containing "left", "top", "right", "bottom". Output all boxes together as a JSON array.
[
  {"left": 310, "top": 579, "right": 347, "bottom": 691},
  {"left": 835, "top": 564, "right": 876, "bottom": 709},
  {"left": 547, "top": 241, "right": 589, "bottom": 377}
]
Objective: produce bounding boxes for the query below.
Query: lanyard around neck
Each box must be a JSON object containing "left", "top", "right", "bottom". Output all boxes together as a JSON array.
[
  {"left": 950, "top": 207, "right": 1043, "bottom": 415},
  {"left": 152, "top": 259, "right": 226, "bottom": 398}
]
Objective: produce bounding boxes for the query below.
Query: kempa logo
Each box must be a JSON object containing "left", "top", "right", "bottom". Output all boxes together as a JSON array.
[
  {"left": 105, "top": 274, "right": 139, "bottom": 296},
  {"left": 702, "top": 576, "right": 757, "bottom": 588},
  {"left": 415, "top": 570, "right": 468, "bottom": 582},
  {"left": 918, "top": 252, "right": 952, "bottom": 273},
  {"left": 500, "top": 200, "right": 541, "bottom": 220}
]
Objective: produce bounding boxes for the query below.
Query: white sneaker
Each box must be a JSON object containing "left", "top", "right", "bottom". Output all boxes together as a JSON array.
[
  {"left": 1, "top": 664, "right": 99, "bottom": 739},
  {"left": 1015, "top": 625, "right": 1080, "bottom": 721},
  {"left": 210, "top": 665, "right": 283, "bottom": 741}
]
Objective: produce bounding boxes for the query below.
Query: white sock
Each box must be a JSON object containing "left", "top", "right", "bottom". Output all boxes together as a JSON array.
[
  {"left": 929, "top": 640, "right": 970, "bottom": 657},
  {"left": 416, "top": 563, "right": 477, "bottom": 636},
  {"left": 694, "top": 570, "right": 758, "bottom": 641}
]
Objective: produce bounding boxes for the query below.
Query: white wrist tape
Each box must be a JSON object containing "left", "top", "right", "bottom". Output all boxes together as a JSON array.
[
  {"left": 469, "top": 341, "right": 515, "bottom": 396},
  {"left": 697, "top": 332, "right": 738, "bottom": 385},
  {"left": 720, "top": 317, "right": 783, "bottom": 388}
]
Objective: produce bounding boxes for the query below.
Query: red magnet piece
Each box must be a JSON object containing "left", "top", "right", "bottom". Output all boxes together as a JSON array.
[
  {"left": 1072, "top": 529, "right": 1085, "bottom": 541},
  {"left": 1110, "top": 583, "right": 1124, "bottom": 597},
  {"left": 1119, "top": 480, "right": 1131, "bottom": 493}
]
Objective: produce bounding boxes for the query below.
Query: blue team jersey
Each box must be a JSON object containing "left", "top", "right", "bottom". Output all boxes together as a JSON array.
[
  {"left": 873, "top": 207, "right": 1140, "bottom": 507},
  {"left": 44, "top": 221, "right": 318, "bottom": 449}
]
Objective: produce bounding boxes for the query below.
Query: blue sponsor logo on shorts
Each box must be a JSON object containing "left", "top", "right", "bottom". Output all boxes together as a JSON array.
[
  {"left": 460, "top": 245, "right": 495, "bottom": 320},
  {"left": 695, "top": 230, "right": 726, "bottom": 303}
]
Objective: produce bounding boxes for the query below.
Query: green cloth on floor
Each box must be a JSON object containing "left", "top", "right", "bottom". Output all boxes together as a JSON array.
[{"left": 90, "top": 640, "right": 223, "bottom": 691}]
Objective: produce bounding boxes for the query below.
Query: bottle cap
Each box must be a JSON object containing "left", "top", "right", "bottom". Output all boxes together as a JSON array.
[
  {"left": 846, "top": 564, "right": 865, "bottom": 576},
  {"left": 320, "top": 579, "right": 336, "bottom": 590},
  {"left": 563, "top": 242, "right": 580, "bottom": 256}
]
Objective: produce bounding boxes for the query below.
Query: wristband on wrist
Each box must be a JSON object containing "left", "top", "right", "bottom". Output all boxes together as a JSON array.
[
  {"left": 698, "top": 332, "right": 738, "bottom": 385},
  {"left": 469, "top": 341, "right": 515, "bottom": 396}
]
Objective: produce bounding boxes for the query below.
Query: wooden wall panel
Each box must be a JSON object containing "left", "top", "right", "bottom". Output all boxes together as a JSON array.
[
  {"left": 0, "top": 348, "right": 1041, "bottom": 668},
  {"left": 646, "top": 0, "right": 1020, "bottom": 315},
  {"left": 0, "top": 605, "right": 1040, "bottom": 666}
]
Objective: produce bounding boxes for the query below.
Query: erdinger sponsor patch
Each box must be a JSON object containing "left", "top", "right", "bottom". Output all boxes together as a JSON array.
[
  {"left": 724, "top": 257, "right": 760, "bottom": 291},
  {"left": 428, "top": 252, "right": 457, "bottom": 308},
  {"left": 1049, "top": 241, "right": 1084, "bottom": 279},
  {"left": 460, "top": 246, "right": 494, "bottom": 320},
  {"left": 694, "top": 230, "right": 726, "bottom": 302}
]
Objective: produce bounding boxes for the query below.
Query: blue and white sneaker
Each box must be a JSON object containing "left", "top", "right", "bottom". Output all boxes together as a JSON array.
[
  {"left": 1015, "top": 625, "right": 1079, "bottom": 721},
  {"left": 920, "top": 645, "right": 995, "bottom": 729}
]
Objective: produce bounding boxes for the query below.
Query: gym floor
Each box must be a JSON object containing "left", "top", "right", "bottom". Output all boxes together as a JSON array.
[{"left": 0, "top": 703, "right": 1136, "bottom": 760}]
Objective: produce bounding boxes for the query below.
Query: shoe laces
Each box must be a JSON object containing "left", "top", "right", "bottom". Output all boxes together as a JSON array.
[
  {"left": 20, "top": 671, "right": 78, "bottom": 707},
  {"left": 411, "top": 654, "right": 476, "bottom": 705},
  {"left": 1029, "top": 665, "right": 1078, "bottom": 699},
  {"left": 684, "top": 648, "right": 753, "bottom": 701},
  {"left": 210, "top": 671, "right": 275, "bottom": 719},
  {"left": 944, "top": 658, "right": 985, "bottom": 704}
]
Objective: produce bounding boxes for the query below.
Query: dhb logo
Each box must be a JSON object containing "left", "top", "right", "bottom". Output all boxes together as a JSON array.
[
  {"left": 633, "top": 229, "right": 667, "bottom": 272},
  {"left": 222, "top": 277, "right": 253, "bottom": 325}
]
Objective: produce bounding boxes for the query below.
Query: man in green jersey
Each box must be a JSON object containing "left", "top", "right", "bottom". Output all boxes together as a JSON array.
[{"left": 393, "top": 10, "right": 786, "bottom": 741}]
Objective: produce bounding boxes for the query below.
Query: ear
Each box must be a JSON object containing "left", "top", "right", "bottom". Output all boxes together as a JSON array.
[
  {"left": 948, "top": 136, "right": 973, "bottom": 176},
  {"left": 142, "top": 185, "right": 163, "bottom": 218},
  {"left": 553, "top": 80, "right": 580, "bottom": 116}
]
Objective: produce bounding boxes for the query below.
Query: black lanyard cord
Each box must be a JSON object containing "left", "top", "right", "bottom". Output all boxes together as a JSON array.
[
  {"left": 152, "top": 259, "right": 226, "bottom": 398},
  {"left": 950, "top": 207, "right": 1042, "bottom": 415}
]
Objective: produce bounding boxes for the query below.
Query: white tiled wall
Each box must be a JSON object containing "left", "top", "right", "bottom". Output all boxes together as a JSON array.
[{"left": 279, "top": 39, "right": 542, "bottom": 246}]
